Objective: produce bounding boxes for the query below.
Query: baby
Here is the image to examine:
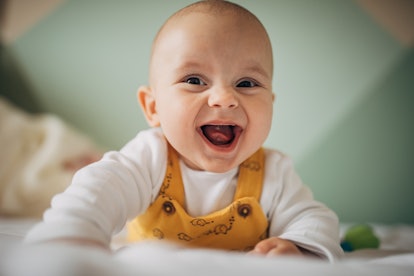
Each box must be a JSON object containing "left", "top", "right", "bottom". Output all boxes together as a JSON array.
[{"left": 25, "top": 0, "right": 343, "bottom": 261}]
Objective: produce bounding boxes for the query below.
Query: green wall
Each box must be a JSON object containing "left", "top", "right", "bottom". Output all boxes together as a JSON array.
[
  {"left": 3, "top": 1, "right": 413, "bottom": 224},
  {"left": 297, "top": 49, "right": 414, "bottom": 224}
]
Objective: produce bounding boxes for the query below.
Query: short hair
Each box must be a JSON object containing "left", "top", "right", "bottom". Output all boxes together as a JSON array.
[{"left": 173, "top": 0, "right": 260, "bottom": 20}]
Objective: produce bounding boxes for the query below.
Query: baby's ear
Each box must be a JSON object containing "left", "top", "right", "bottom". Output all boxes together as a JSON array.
[{"left": 137, "top": 86, "right": 160, "bottom": 127}]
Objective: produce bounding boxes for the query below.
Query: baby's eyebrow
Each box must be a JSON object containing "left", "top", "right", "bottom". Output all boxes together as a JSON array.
[
  {"left": 174, "top": 60, "right": 206, "bottom": 72},
  {"left": 242, "top": 62, "right": 271, "bottom": 80}
]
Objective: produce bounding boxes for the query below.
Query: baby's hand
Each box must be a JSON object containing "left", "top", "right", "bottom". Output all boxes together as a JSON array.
[{"left": 248, "top": 237, "right": 303, "bottom": 257}]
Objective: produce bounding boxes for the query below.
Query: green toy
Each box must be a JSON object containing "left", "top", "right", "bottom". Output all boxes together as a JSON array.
[{"left": 340, "top": 224, "right": 380, "bottom": 252}]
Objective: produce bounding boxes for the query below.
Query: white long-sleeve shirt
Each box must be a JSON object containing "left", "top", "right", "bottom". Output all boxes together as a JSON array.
[{"left": 25, "top": 128, "right": 343, "bottom": 261}]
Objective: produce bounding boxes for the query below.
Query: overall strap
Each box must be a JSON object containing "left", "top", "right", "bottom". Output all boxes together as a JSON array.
[
  {"left": 233, "top": 148, "right": 265, "bottom": 201},
  {"left": 159, "top": 143, "right": 186, "bottom": 206}
]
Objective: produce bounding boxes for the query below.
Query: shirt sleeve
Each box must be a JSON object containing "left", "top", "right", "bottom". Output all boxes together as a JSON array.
[
  {"left": 264, "top": 151, "right": 344, "bottom": 262},
  {"left": 24, "top": 128, "right": 167, "bottom": 246}
]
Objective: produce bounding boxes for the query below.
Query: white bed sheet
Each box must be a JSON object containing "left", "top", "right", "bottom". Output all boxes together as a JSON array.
[{"left": 1, "top": 218, "right": 414, "bottom": 276}]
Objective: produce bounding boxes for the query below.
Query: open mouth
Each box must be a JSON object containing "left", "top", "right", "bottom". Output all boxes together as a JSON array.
[{"left": 200, "top": 124, "right": 242, "bottom": 146}]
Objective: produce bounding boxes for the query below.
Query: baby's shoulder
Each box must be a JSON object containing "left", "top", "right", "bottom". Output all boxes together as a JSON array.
[{"left": 263, "top": 147, "right": 294, "bottom": 167}]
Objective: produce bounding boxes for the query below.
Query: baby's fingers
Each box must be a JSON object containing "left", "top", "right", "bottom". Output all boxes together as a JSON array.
[{"left": 250, "top": 237, "right": 302, "bottom": 256}]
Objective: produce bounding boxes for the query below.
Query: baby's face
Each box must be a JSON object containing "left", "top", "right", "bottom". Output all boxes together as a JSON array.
[{"left": 147, "top": 12, "right": 274, "bottom": 172}]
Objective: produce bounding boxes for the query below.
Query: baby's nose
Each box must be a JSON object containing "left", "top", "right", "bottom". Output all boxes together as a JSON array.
[{"left": 208, "top": 87, "right": 239, "bottom": 108}]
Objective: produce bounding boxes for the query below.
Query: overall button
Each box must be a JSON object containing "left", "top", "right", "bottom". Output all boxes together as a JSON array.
[
  {"left": 238, "top": 204, "right": 251, "bottom": 218},
  {"left": 163, "top": 201, "right": 175, "bottom": 215}
]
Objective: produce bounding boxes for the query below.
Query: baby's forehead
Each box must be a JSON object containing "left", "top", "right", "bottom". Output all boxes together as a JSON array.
[
  {"left": 152, "top": 11, "right": 270, "bottom": 61},
  {"left": 149, "top": 2, "right": 274, "bottom": 80}
]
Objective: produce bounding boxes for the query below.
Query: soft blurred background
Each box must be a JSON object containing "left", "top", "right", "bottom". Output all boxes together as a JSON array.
[{"left": 1, "top": 0, "right": 413, "bottom": 224}]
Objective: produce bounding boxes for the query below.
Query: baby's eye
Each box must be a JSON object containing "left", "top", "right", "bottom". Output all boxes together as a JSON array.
[
  {"left": 185, "top": 77, "right": 206, "bottom": 85},
  {"left": 236, "top": 80, "right": 257, "bottom": 88}
]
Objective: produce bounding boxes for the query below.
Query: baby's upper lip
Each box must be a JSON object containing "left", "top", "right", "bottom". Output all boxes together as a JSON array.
[
  {"left": 199, "top": 118, "right": 243, "bottom": 127},
  {"left": 198, "top": 120, "right": 243, "bottom": 131}
]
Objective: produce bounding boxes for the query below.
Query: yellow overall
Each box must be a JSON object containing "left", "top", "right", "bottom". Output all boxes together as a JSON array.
[{"left": 127, "top": 144, "right": 269, "bottom": 251}]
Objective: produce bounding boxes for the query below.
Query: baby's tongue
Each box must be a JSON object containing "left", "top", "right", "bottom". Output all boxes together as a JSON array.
[{"left": 202, "top": 125, "right": 234, "bottom": 145}]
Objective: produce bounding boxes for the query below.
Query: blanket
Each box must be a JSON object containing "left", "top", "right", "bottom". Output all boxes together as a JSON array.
[{"left": 0, "top": 97, "right": 102, "bottom": 217}]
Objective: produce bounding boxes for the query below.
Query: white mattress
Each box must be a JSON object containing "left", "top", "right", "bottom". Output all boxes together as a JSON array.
[{"left": 1, "top": 218, "right": 413, "bottom": 276}]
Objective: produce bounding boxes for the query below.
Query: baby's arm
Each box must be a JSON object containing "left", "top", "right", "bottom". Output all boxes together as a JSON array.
[
  {"left": 25, "top": 154, "right": 153, "bottom": 248},
  {"left": 24, "top": 130, "right": 165, "bottom": 249},
  {"left": 260, "top": 154, "right": 344, "bottom": 260}
]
